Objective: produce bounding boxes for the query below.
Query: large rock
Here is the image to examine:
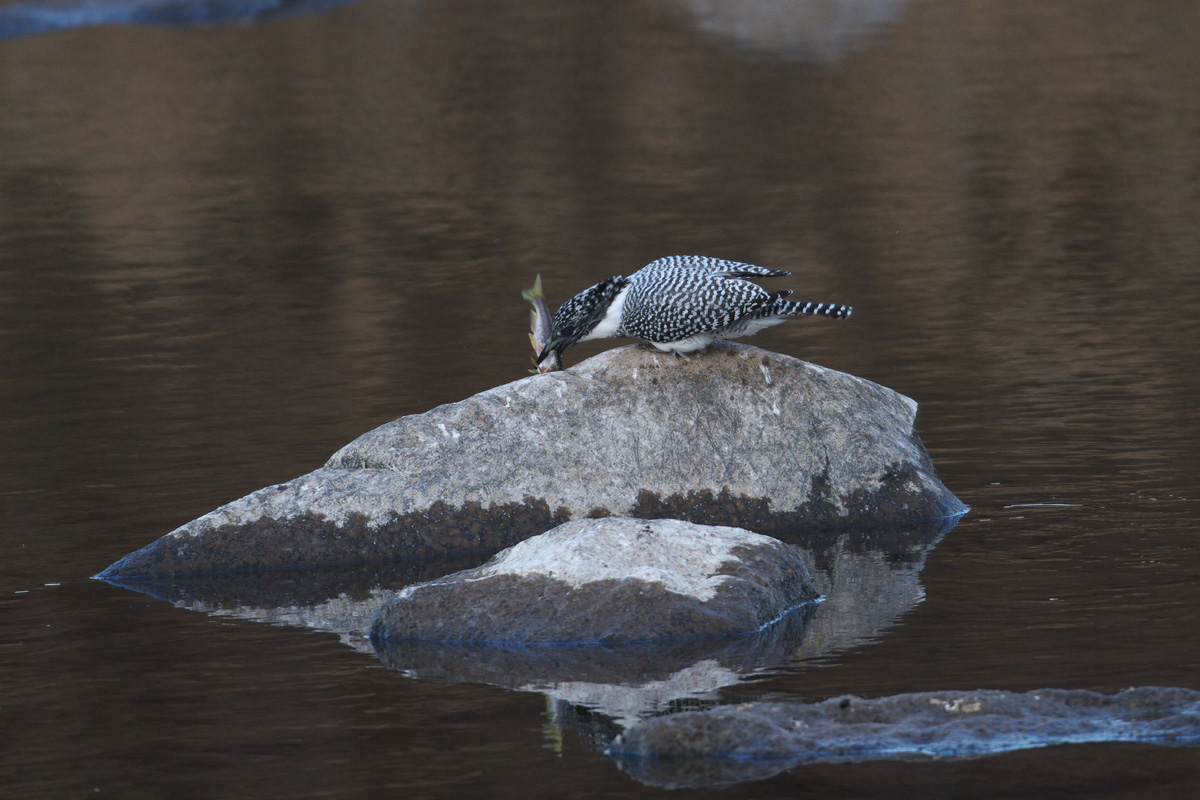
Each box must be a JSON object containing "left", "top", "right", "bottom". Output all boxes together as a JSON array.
[
  {"left": 609, "top": 687, "right": 1200, "bottom": 789},
  {"left": 99, "top": 342, "right": 966, "bottom": 577},
  {"left": 371, "top": 517, "right": 820, "bottom": 644}
]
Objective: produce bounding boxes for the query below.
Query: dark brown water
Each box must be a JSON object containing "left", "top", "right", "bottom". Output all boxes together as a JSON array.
[{"left": 2, "top": 1, "right": 1199, "bottom": 796}]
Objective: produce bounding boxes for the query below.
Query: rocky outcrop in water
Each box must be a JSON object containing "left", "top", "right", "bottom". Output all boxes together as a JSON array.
[
  {"left": 609, "top": 687, "right": 1200, "bottom": 788},
  {"left": 106, "top": 517, "right": 954, "bottom": 725},
  {"left": 371, "top": 517, "right": 819, "bottom": 644},
  {"left": 99, "top": 342, "right": 965, "bottom": 578}
]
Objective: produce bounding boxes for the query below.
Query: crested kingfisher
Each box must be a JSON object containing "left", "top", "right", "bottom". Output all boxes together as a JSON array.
[{"left": 537, "top": 255, "right": 851, "bottom": 365}]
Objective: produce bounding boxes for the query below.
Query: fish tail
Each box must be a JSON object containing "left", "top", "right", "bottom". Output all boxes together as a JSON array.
[{"left": 521, "top": 274, "right": 544, "bottom": 304}]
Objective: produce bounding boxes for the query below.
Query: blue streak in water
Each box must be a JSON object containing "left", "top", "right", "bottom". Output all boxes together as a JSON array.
[{"left": 0, "top": 0, "right": 363, "bottom": 42}]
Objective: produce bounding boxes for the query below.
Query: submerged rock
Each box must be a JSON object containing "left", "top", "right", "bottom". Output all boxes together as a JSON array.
[
  {"left": 103, "top": 518, "right": 954, "bottom": 726},
  {"left": 99, "top": 342, "right": 966, "bottom": 577},
  {"left": 609, "top": 687, "right": 1200, "bottom": 788},
  {"left": 371, "top": 517, "right": 819, "bottom": 644},
  {"left": 373, "top": 518, "right": 954, "bottom": 724}
]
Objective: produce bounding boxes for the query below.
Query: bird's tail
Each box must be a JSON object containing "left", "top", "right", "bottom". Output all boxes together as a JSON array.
[{"left": 772, "top": 299, "right": 852, "bottom": 319}]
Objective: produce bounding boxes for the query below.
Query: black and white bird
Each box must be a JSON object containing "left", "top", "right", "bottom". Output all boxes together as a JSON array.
[{"left": 537, "top": 255, "right": 851, "bottom": 365}]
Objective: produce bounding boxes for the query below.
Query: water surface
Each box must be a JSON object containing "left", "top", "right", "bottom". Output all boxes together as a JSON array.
[{"left": 2, "top": 1, "right": 1199, "bottom": 797}]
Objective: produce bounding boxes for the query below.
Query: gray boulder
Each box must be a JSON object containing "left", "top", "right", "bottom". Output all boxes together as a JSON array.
[
  {"left": 99, "top": 342, "right": 965, "bottom": 577},
  {"left": 371, "top": 517, "right": 819, "bottom": 644}
]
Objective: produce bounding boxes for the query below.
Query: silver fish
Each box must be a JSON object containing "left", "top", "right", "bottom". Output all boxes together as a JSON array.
[{"left": 522, "top": 274, "right": 562, "bottom": 373}]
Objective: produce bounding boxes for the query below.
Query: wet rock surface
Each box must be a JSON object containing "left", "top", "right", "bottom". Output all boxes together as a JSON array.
[
  {"left": 609, "top": 687, "right": 1200, "bottom": 788},
  {"left": 105, "top": 517, "right": 954, "bottom": 724},
  {"left": 100, "top": 343, "right": 965, "bottom": 577},
  {"left": 370, "top": 518, "right": 954, "bottom": 724},
  {"left": 370, "top": 517, "right": 819, "bottom": 645}
]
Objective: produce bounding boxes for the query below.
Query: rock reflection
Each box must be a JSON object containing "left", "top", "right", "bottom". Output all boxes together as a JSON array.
[
  {"left": 374, "top": 603, "right": 816, "bottom": 729},
  {"left": 666, "top": 0, "right": 909, "bottom": 63},
  {"left": 97, "top": 516, "right": 957, "bottom": 727},
  {"left": 98, "top": 556, "right": 485, "bottom": 653},
  {"left": 372, "top": 517, "right": 957, "bottom": 726},
  {"left": 780, "top": 517, "right": 955, "bottom": 664}
]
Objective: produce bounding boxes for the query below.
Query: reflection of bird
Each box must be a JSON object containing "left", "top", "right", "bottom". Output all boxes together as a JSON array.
[{"left": 538, "top": 255, "right": 851, "bottom": 365}]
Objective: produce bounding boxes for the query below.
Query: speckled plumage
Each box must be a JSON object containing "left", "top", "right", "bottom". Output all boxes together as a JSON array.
[{"left": 539, "top": 255, "right": 851, "bottom": 363}]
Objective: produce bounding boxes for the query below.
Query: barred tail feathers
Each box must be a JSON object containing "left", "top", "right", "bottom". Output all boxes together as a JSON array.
[
  {"left": 773, "top": 299, "right": 852, "bottom": 319},
  {"left": 720, "top": 296, "right": 852, "bottom": 338}
]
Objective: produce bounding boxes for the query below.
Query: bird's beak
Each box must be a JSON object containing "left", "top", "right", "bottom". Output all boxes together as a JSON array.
[{"left": 536, "top": 334, "right": 573, "bottom": 364}]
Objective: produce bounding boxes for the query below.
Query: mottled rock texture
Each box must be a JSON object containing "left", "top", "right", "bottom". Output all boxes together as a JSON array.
[
  {"left": 610, "top": 687, "right": 1200, "bottom": 789},
  {"left": 100, "top": 342, "right": 965, "bottom": 577},
  {"left": 371, "top": 517, "right": 819, "bottom": 644}
]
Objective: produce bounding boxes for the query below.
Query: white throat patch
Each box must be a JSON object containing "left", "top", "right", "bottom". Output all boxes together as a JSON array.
[{"left": 580, "top": 284, "right": 630, "bottom": 342}]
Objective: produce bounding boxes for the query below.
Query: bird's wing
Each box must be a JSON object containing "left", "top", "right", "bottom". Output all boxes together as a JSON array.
[
  {"left": 643, "top": 255, "right": 790, "bottom": 279},
  {"left": 623, "top": 265, "right": 774, "bottom": 341}
]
